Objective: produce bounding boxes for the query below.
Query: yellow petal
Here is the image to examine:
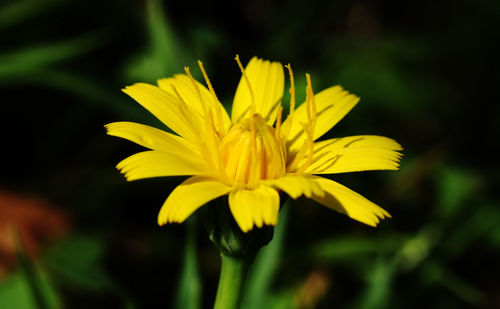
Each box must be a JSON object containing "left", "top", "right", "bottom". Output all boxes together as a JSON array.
[
  {"left": 313, "top": 135, "right": 403, "bottom": 151},
  {"left": 309, "top": 176, "right": 391, "bottom": 226},
  {"left": 231, "top": 57, "right": 285, "bottom": 125},
  {"left": 157, "top": 74, "right": 231, "bottom": 133},
  {"left": 304, "top": 135, "right": 403, "bottom": 174},
  {"left": 116, "top": 150, "right": 206, "bottom": 181},
  {"left": 105, "top": 121, "right": 198, "bottom": 155},
  {"left": 158, "top": 176, "right": 231, "bottom": 225},
  {"left": 284, "top": 86, "right": 359, "bottom": 153},
  {"left": 262, "top": 175, "right": 324, "bottom": 199},
  {"left": 122, "top": 83, "right": 201, "bottom": 142},
  {"left": 228, "top": 185, "right": 280, "bottom": 232}
]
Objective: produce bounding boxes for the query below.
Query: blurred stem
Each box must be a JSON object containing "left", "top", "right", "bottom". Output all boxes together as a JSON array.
[
  {"left": 241, "top": 202, "right": 289, "bottom": 309},
  {"left": 208, "top": 198, "right": 276, "bottom": 309},
  {"left": 175, "top": 218, "right": 201, "bottom": 309},
  {"left": 213, "top": 253, "right": 253, "bottom": 309},
  {"left": 9, "top": 226, "right": 49, "bottom": 309}
]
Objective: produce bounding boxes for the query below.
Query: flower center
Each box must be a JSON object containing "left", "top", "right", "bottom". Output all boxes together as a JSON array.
[{"left": 220, "top": 114, "right": 285, "bottom": 187}]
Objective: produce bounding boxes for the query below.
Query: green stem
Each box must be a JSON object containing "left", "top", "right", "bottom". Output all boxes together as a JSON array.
[{"left": 213, "top": 253, "right": 253, "bottom": 309}]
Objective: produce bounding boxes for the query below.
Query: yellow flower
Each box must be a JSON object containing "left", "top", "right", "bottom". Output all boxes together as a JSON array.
[{"left": 106, "top": 56, "right": 403, "bottom": 232}]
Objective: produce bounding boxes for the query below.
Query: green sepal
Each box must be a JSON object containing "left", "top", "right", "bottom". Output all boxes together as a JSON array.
[{"left": 207, "top": 196, "right": 274, "bottom": 258}]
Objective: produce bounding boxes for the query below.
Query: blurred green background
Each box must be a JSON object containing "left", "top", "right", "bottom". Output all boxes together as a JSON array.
[{"left": 1, "top": 0, "right": 499, "bottom": 308}]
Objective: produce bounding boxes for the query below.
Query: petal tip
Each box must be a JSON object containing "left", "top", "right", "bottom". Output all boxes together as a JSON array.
[
  {"left": 239, "top": 224, "right": 252, "bottom": 233},
  {"left": 121, "top": 85, "right": 132, "bottom": 93},
  {"left": 104, "top": 123, "right": 112, "bottom": 134}
]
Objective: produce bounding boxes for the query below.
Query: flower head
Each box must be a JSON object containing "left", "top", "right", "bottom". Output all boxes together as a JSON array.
[{"left": 106, "top": 56, "right": 403, "bottom": 232}]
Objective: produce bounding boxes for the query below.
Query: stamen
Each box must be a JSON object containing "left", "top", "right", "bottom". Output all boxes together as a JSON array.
[
  {"left": 235, "top": 54, "right": 256, "bottom": 115},
  {"left": 248, "top": 137, "right": 263, "bottom": 187},
  {"left": 170, "top": 84, "right": 191, "bottom": 120},
  {"left": 214, "top": 107, "right": 224, "bottom": 137},
  {"left": 250, "top": 116, "right": 257, "bottom": 156},
  {"left": 283, "top": 64, "right": 296, "bottom": 138},
  {"left": 171, "top": 84, "right": 216, "bottom": 171},
  {"left": 197, "top": 60, "right": 219, "bottom": 102},
  {"left": 248, "top": 115, "right": 259, "bottom": 187},
  {"left": 306, "top": 73, "right": 317, "bottom": 137},
  {"left": 286, "top": 123, "right": 310, "bottom": 172},
  {"left": 305, "top": 78, "right": 312, "bottom": 128},
  {"left": 205, "top": 109, "right": 228, "bottom": 179},
  {"left": 233, "top": 140, "right": 251, "bottom": 187},
  {"left": 269, "top": 120, "right": 285, "bottom": 178},
  {"left": 294, "top": 74, "right": 317, "bottom": 175},
  {"left": 275, "top": 106, "right": 283, "bottom": 142},
  {"left": 197, "top": 60, "right": 225, "bottom": 134},
  {"left": 295, "top": 128, "right": 314, "bottom": 175},
  {"left": 184, "top": 66, "right": 207, "bottom": 115},
  {"left": 285, "top": 64, "right": 296, "bottom": 114}
]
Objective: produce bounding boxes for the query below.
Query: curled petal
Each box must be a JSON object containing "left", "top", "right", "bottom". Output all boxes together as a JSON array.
[
  {"left": 262, "top": 175, "right": 324, "bottom": 199},
  {"left": 228, "top": 185, "right": 280, "bottom": 232},
  {"left": 309, "top": 176, "right": 391, "bottom": 227},
  {"left": 158, "top": 176, "right": 231, "bottom": 225}
]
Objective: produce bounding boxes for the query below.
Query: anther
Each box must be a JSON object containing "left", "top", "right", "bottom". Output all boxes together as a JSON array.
[{"left": 197, "top": 60, "right": 225, "bottom": 134}]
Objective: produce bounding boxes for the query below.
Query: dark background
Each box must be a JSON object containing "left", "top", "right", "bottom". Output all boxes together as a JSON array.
[{"left": 1, "top": 0, "right": 499, "bottom": 308}]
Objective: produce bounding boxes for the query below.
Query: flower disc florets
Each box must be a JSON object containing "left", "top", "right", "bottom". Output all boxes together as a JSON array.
[{"left": 220, "top": 114, "right": 285, "bottom": 188}]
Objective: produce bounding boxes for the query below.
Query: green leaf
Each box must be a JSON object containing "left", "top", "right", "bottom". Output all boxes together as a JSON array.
[
  {"left": 1, "top": 227, "right": 61, "bottom": 309},
  {"left": 266, "top": 289, "right": 297, "bottom": 309},
  {"left": 359, "top": 258, "right": 395, "bottom": 309},
  {"left": 395, "top": 226, "right": 440, "bottom": 272},
  {"left": 126, "top": 0, "right": 186, "bottom": 82},
  {"left": 43, "top": 235, "right": 113, "bottom": 292},
  {"left": 434, "top": 166, "right": 480, "bottom": 218},
  {"left": 0, "top": 32, "right": 106, "bottom": 79},
  {"left": 311, "top": 235, "right": 400, "bottom": 262},
  {"left": 148, "top": 0, "right": 183, "bottom": 73},
  {"left": 0, "top": 271, "right": 60, "bottom": 309}
]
